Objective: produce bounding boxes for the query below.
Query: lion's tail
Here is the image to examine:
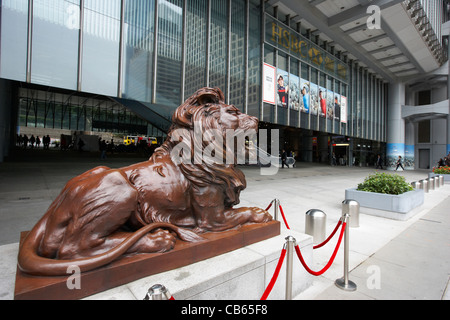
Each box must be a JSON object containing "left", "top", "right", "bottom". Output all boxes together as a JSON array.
[{"left": 17, "top": 222, "right": 205, "bottom": 277}]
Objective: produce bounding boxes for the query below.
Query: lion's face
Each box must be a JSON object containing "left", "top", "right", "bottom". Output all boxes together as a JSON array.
[
  {"left": 218, "top": 103, "right": 258, "bottom": 133},
  {"left": 172, "top": 87, "right": 258, "bottom": 134}
]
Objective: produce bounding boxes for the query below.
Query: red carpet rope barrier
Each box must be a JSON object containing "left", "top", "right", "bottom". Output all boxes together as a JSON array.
[
  {"left": 313, "top": 220, "right": 342, "bottom": 250},
  {"left": 267, "top": 200, "right": 343, "bottom": 250},
  {"left": 260, "top": 248, "right": 287, "bottom": 300},
  {"left": 158, "top": 201, "right": 346, "bottom": 300},
  {"left": 278, "top": 204, "right": 291, "bottom": 230},
  {"left": 260, "top": 200, "right": 348, "bottom": 299},
  {"left": 295, "top": 221, "right": 346, "bottom": 276}
]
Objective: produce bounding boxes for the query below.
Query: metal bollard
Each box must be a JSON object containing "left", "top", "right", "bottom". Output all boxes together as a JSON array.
[
  {"left": 420, "top": 179, "right": 429, "bottom": 193},
  {"left": 285, "top": 236, "right": 296, "bottom": 300},
  {"left": 411, "top": 181, "right": 421, "bottom": 189},
  {"left": 435, "top": 176, "right": 440, "bottom": 188},
  {"left": 305, "top": 209, "right": 327, "bottom": 244},
  {"left": 440, "top": 175, "right": 444, "bottom": 186},
  {"left": 273, "top": 199, "right": 279, "bottom": 221},
  {"left": 143, "top": 284, "right": 172, "bottom": 300},
  {"left": 335, "top": 214, "right": 357, "bottom": 292},
  {"left": 428, "top": 177, "right": 435, "bottom": 191},
  {"left": 342, "top": 200, "right": 360, "bottom": 228}
]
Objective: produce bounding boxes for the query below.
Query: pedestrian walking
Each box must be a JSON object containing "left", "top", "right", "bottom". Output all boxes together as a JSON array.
[{"left": 395, "top": 155, "right": 404, "bottom": 171}]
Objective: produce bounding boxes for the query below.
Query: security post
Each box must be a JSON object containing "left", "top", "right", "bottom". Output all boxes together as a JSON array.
[
  {"left": 305, "top": 209, "right": 327, "bottom": 244},
  {"left": 421, "top": 179, "right": 429, "bottom": 193},
  {"left": 144, "top": 284, "right": 173, "bottom": 300},
  {"left": 335, "top": 202, "right": 357, "bottom": 292},
  {"left": 342, "top": 199, "right": 360, "bottom": 228},
  {"left": 285, "top": 236, "right": 296, "bottom": 300},
  {"left": 428, "top": 177, "right": 435, "bottom": 191}
]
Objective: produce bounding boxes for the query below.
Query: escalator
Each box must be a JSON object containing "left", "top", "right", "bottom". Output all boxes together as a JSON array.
[{"left": 110, "top": 97, "right": 174, "bottom": 134}]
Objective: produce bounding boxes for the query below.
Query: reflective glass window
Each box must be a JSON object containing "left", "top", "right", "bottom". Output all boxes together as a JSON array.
[
  {"left": 156, "top": 0, "right": 183, "bottom": 107},
  {"left": 31, "top": 0, "right": 80, "bottom": 90},
  {"left": 209, "top": 0, "right": 228, "bottom": 98},
  {"left": 185, "top": 0, "right": 207, "bottom": 99},
  {"left": 82, "top": 0, "right": 121, "bottom": 96},
  {"left": 0, "top": 0, "right": 28, "bottom": 81},
  {"left": 247, "top": 0, "right": 262, "bottom": 118},
  {"left": 229, "top": 0, "right": 246, "bottom": 110},
  {"left": 122, "top": 0, "right": 155, "bottom": 102}
]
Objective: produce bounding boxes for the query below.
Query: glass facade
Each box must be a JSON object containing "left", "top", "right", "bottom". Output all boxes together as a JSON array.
[
  {"left": 262, "top": 9, "right": 387, "bottom": 143},
  {"left": 0, "top": 0, "right": 388, "bottom": 164},
  {"left": 31, "top": 0, "right": 80, "bottom": 89},
  {"left": 122, "top": 0, "right": 155, "bottom": 102},
  {"left": 0, "top": 0, "right": 29, "bottom": 82},
  {"left": 17, "top": 87, "right": 155, "bottom": 136},
  {"left": 82, "top": 0, "right": 121, "bottom": 96}
]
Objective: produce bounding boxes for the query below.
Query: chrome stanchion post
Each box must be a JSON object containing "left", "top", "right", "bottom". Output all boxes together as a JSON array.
[
  {"left": 143, "top": 284, "right": 172, "bottom": 300},
  {"left": 335, "top": 214, "right": 357, "bottom": 292},
  {"left": 285, "top": 236, "right": 295, "bottom": 300},
  {"left": 274, "top": 199, "right": 279, "bottom": 221}
]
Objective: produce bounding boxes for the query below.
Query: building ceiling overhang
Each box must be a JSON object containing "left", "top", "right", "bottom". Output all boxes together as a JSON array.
[{"left": 268, "top": 0, "right": 446, "bottom": 84}]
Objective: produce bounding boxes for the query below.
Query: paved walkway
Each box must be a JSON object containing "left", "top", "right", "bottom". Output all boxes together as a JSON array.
[{"left": 0, "top": 149, "right": 449, "bottom": 300}]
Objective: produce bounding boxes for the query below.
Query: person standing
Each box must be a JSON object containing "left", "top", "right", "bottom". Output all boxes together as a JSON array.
[
  {"left": 281, "top": 149, "right": 289, "bottom": 168},
  {"left": 376, "top": 154, "right": 383, "bottom": 169}
]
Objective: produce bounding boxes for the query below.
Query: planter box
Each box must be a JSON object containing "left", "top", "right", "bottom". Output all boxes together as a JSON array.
[
  {"left": 428, "top": 173, "right": 450, "bottom": 183},
  {"left": 345, "top": 188, "right": 424, "bottom": 221}
]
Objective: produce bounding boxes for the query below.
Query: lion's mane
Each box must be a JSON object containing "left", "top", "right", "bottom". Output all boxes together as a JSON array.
[{"left": 151, "top": 87, "right": 246, "bottom": 207}]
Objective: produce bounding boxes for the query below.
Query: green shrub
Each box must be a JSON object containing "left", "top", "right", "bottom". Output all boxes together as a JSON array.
[{"left": 357, "top": 172, "right": 413, "bottom": 195}]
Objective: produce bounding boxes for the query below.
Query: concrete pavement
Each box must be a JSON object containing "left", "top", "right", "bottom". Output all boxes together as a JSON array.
[{"left": 0, "top": 149, "right": 449, "bottom": 300}]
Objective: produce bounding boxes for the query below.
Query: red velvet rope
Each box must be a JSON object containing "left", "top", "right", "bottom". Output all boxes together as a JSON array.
[
  {"left": 313, "top": 220, "right": 343, "bottom": 250},
  {"left": 260, "top": 248, "right": 287, "bottom": 300},
  {"left": 265, "top": 201, "right": 273, "bottom": 211},
  {"left": 278, "top": 205, "right": 291, "bottom": 230},
  {"left": 295, "top": 222, "right": 346, "bottom": 276}
]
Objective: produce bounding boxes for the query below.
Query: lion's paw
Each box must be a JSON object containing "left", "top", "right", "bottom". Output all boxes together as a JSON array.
[{"left": 134, "top": 229, "right": 177, "bottom": 253}]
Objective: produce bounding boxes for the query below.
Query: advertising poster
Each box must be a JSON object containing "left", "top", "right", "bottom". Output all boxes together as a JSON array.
[
  {"left": 334, "top": 93, "right": 341, "bottom": 122},
  {"left": 405, "top": 145, "right": 415, "bottom": 169},
  {"left": 340, "top": 96, "right": 347, "bottom": 123},
  {"left": 277, "top": 69, "right": 289, "bottom": 108},
  {"left": 387, "top": 143, "right": 405, "bottom": 169},
  {"left": 327, "top": 89, "right": 334, "bottom": 120},
  {"left": 319, "top": 86, "right": 327, "bottom": 117},
  {"left": 310, "top": 83, "right": 319, "bottom": 115},
  {"left": 263, "top": 63, "right": 276, "bottom": 105},
  {"left": 289, "top": 74, "right": 300, "bottom": 110},
  {"left": 300, "top": 78, "right": 310, "bottom": 113}
]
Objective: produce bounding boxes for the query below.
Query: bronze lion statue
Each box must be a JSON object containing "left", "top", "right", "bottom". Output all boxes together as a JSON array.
[{"left": 18, "top": 87, "right": 272, "bottom": 276}]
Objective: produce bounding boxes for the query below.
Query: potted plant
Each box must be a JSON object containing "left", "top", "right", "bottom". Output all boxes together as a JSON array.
[
  {"left": 429, "top": 166, "right": 450, "bottom": 183},
  {"left": 345, "top": 172, "right": 424, "bottom": 221}
]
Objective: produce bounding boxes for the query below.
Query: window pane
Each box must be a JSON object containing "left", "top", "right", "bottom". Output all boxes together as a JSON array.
[
  {"left": 229, "top": 0, "right": 245, "bottom": 110},
  {"left": 209, "top": 0, "right": 228, "bottom": 98},
  {"left": 31, "top": 0, "right": 80, "bottom": 90},
  {"left": 0, "top": 0, "right": 28, "bottom": 81},
  {"left": 185, "top": 0, "right": 207, "bottom": 99},
  {"left": 82, "top": 0, "right": 121, "bottom": 96},
  {"left": 122, "top": 0, "right": 155, "bottom": 102},
  {"left": 247, "top": 0, "right": 262, "bottom": 118},
  {"left": 156, "top": 0, "right": 183, "bottom": 107}
]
